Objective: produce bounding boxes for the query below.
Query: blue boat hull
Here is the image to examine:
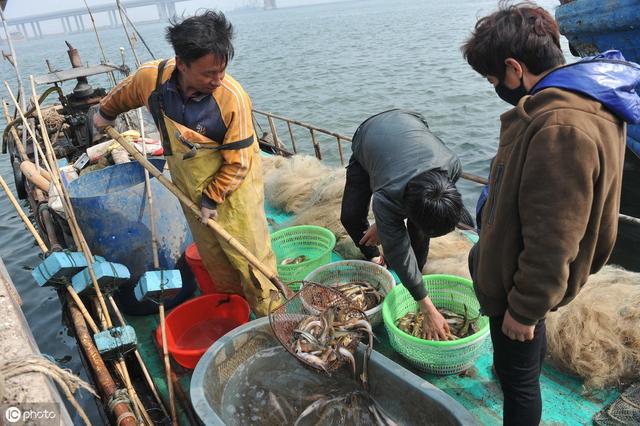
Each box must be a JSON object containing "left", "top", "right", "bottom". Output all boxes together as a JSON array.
[
  {"left": 556, "top": 0, "right": 640, "bottom": 273},
  {"left": 556, "top": 0, "right": 640, "bottom": 153},
  {"left": 68, "top": 160, "right": 196, "bottom": 314}
]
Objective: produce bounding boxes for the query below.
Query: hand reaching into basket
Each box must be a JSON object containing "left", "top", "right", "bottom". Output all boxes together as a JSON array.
[{"left": 418, "top": 296, "right": 454, "bottom": 341}]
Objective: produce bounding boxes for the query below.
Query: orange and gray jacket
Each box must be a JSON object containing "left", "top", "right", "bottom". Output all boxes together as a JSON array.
[{"left": 99, "top": 58, "right": 256, "bottom": 206}]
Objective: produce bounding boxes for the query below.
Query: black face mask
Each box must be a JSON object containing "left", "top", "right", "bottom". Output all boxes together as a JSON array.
[{"left": 495, "top": 77, "right": 528, "bottom": 106}]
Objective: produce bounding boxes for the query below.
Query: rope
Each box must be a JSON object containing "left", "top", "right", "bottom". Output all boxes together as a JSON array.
[
  {"left": 108, "top": 388, "right": 139, "bottom": 425},
  {"left": 0, "top": 355, "right": 98, "bottom": 426}
]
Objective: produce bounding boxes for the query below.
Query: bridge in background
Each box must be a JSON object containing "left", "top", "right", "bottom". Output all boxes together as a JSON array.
[{"left": 4, "top": 0, "right": 278, "bottom": 39}]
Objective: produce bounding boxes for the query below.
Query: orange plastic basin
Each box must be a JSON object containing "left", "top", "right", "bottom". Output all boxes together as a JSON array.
[
  {"left": 156, "top": 293, "right": 250, "bottom": 369},
  {"left": 184, "top": 243, "right": 218, "bottom": 294}
]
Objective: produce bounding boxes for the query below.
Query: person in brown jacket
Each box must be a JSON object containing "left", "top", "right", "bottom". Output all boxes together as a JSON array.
[{"left": 462, "top": 2, "right": 640, "bottom": 425}]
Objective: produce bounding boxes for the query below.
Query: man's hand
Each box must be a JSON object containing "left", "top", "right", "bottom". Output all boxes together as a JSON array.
[
  {"left": 502, "top": 309, "right": 535, "bottom": 342},
  {"left": 92, "top": 112, "right": 115, "bottom": 143},
  {"left": 359, "top": 223, "right": 379, "bottom": 247},
  {"left": 199, "top": 205, "right": 218, "bottom": 224},
  {"left": 418, "top": 296, "right": 452, "bottom": 341},
  {"left": 93, "top": 111, "right": 114, "bottom": 130}
]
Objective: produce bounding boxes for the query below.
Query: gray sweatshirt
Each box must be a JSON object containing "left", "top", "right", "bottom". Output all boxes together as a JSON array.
[{"left": 351, "top": 109, "right": 461, "bottom": 300}]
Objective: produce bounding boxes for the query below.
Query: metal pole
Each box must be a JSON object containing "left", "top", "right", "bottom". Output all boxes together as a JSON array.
[{"left": 0, "top": 9, "right": 29, "bottom": 167}]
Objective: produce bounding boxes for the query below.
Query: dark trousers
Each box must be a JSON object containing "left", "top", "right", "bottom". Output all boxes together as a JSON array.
[
  {"left": 490, "top": 316, "right": 547, "bottom": 426},
  {"left": 340, "top": 156, "right": 430, "bottom": 267}
]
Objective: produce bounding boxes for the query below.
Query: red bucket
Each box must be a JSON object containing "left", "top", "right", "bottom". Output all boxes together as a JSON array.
[
  {"left": 156, "top": 293, "right": 250, "bottom": 369},
  {"left": 185, "top": 243, "right": 218, "bottom": 294}
]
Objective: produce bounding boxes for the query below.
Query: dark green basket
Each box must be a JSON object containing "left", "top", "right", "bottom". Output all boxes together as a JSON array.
[
  {"left": 270, "top": 225, "right": 336, "bottom": 291},
  {"left": 382, "top": 274, "right": 490, "bottom": 375}
]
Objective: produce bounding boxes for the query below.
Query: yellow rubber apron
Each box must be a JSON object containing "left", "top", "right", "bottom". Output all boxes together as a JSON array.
[{"left": 161, "top": 115, "right": 280, "bottom": 317}]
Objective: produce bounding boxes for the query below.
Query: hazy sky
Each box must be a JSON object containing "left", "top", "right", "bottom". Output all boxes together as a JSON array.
[{"left": 3, "top": 0, "right": 344, "bottom": 18}]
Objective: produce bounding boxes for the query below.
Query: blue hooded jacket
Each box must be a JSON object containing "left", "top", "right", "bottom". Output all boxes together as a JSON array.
[
  {"left": 532, "top": 50, "right": 640, "bottom": 156},
  {"left": 475, "top": 50, "right": 640, "bottom": 229}
]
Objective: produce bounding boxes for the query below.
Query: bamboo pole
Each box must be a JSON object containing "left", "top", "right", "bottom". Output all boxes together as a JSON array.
[
  {"left": 461, "top": 172, "right": 488, "bottom": 185},
  {"left": 132, "top": 101, "right": 178, "bottom": 426},
  {"left": 115, "top": 0, "right": 156, "bottom": 60},
  {"left": 0, "top": 175, "right": 142, "bottom": 424},
  {"left": 24, "top": 78, "right": 113, "bottom": 329},
  {"left": 159, "top": 303, "right": 177, "bottom": 425},
  {"left": 2, "top": 100, "right": 28, "bottom": 161},
  {"left": 109, "top": 296, "right": 170, "bottom": 421},
  {"left": 0, "top": 150, "right": 100, "bottom": 335},
  {"left": 0, "top": 175, "right": 48, "bottom": 252},
  {"left": 68, "top": 297, "right": 137, "bottom": 426},
  {"left": 112, "top": 6, "right": 177, "bottom": 412},
  {"left": 105, "top": 125, "right": 292, "bottom": 299},
  {"left": 81, "top": 0, "right": 117, "bottom": 86},
  {"left": 0, "top": 8, "right": 28, "bottom": 162},
  {"left": 3, "top": 85, "right": 55, "bottom": 180},
  {"left": 93, "top": 300, "right": 152, "bottom": 426},
  {"left": 28, "top": 79, "right": 150, "bottom": 423}
]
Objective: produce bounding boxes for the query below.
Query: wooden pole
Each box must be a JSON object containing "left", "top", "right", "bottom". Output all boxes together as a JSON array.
[
  {"left": 105, "top": 125, "right": 292, "bottom": 299},
  {"left": 2, "top": 100, "right": 28, "bottom": 161},
  {"left": 3, "top": 85, "right": 55, "bottom": 180},
  {"left": 109, "top": 296, "right": 170, "bottom": 420},
  {"left": 0, "top": 175, "right": 47, "bottom": 252},
  {"left": 159, "top": 303, "right": 177, "bottom": 425},
  {"left": 24, "top": 77, "right": 113, "bottom": 329},
  {"left": 68, "top": 297, "right": 137, "bottom": 426},
  {"left": 135, "top": 108, "right": 178, "bottom": 424},
  {"left": 28, "top": 79, "right": 150, "bottom": 423},
  {"left": 1, "top": 175, "right": 140, "bottom": 423},
  {"left": 0, "top": 152, "right": 100, "bottom": 335}
]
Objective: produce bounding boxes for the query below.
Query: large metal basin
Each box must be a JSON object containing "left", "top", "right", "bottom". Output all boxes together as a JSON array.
[{"left": 191, "top": 317, "right": 478, "bottom": 425}]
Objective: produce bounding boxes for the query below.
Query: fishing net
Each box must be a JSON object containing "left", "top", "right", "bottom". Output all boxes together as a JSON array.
[
  {"left": 268, "top": 281, "right": 368, "bottom": 373},
  {"left": 593, "top": 382, "right": 640, "bottom": 425}
]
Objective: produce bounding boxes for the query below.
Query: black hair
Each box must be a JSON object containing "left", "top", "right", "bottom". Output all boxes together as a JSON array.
[
  {"left": 405, "top": 170, "right": 466, "bottom": 237},
  {"left": 461, "top": 1, "right": 565, "bottom": 80},
  {"left": 165, "top": 10, "right": 235, "bottom": 66}
]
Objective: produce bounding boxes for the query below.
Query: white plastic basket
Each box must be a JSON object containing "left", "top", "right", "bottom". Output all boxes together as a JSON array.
[{"left": 303, "top": 260, "right": 395, "bottom": 327}]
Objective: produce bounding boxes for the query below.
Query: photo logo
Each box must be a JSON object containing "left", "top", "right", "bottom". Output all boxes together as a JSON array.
[
  {"left": 5, "top": 406, "right": 21, "bottom": 423},
  {"left": 1, "top": 403, "right": 59, "bottom": 425}
]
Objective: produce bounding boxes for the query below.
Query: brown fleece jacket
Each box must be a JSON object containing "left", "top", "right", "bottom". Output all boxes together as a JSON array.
[{"left": 472, "top": 87, "right": 626, "bottom": 325}]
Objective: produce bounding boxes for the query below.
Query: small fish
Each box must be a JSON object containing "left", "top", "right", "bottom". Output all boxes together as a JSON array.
[{"left": 280, "top": 255, "right": 307, "bottom": 265}]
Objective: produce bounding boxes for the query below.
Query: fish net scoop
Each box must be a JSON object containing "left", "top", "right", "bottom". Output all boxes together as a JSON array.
[{"left": 269, "top": 281, "right": 368, "bottom": 373}]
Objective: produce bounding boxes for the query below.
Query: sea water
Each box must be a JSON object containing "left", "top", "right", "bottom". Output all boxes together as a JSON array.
[{"left": 220, "top": 346, "right": 394, "bottom": 425}]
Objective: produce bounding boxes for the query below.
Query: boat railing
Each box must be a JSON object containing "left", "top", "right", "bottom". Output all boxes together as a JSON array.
[
  {"left": 252, "top": 108, "right": 489, "bottom": 188},
  {"left": 252, "top": 108, "right": 640, "bottom": 228}
]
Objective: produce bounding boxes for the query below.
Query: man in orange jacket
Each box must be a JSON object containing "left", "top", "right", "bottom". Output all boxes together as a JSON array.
[{"left": 94, "top": 11, "right": 281, "bottom": 316}]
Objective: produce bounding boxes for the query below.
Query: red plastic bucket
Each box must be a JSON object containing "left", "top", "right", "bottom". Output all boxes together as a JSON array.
[
  {"left": 156, "top": 293, "right": 250, "bottom": 369},
  {"left": 185, "top": 243, "right": 217, "bottom": 294}
]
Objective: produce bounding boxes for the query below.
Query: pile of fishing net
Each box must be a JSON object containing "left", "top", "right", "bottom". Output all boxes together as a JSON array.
[
  {"left": 262, "top": 155, "right": 360, "bottom": 258},
  {"left": 261, "top": 154, "right": 475, "bottom": 274},
  {"left": 546, "top": 265, "right": 640, "bottom": 389}
]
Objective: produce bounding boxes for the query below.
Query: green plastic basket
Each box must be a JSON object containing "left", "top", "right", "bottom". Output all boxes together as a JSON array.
[
  {"left": 382, "top": 274, "right": 490, "bottom": 375},
  {"left": 270, "top": 225, "right": 336, "bottom": 291}
]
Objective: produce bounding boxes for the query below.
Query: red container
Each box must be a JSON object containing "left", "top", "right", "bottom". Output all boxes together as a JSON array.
[
  {"left": 156, "top": 293, "right": 250, "bottom": 369},
  {"left": 185, "top": 243, "right": 218, "bottom": 294}
]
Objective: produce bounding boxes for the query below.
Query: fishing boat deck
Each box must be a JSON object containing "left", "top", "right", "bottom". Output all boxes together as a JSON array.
[{"left": 125, "top": 200, "right": 620, "bottom": 425}]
